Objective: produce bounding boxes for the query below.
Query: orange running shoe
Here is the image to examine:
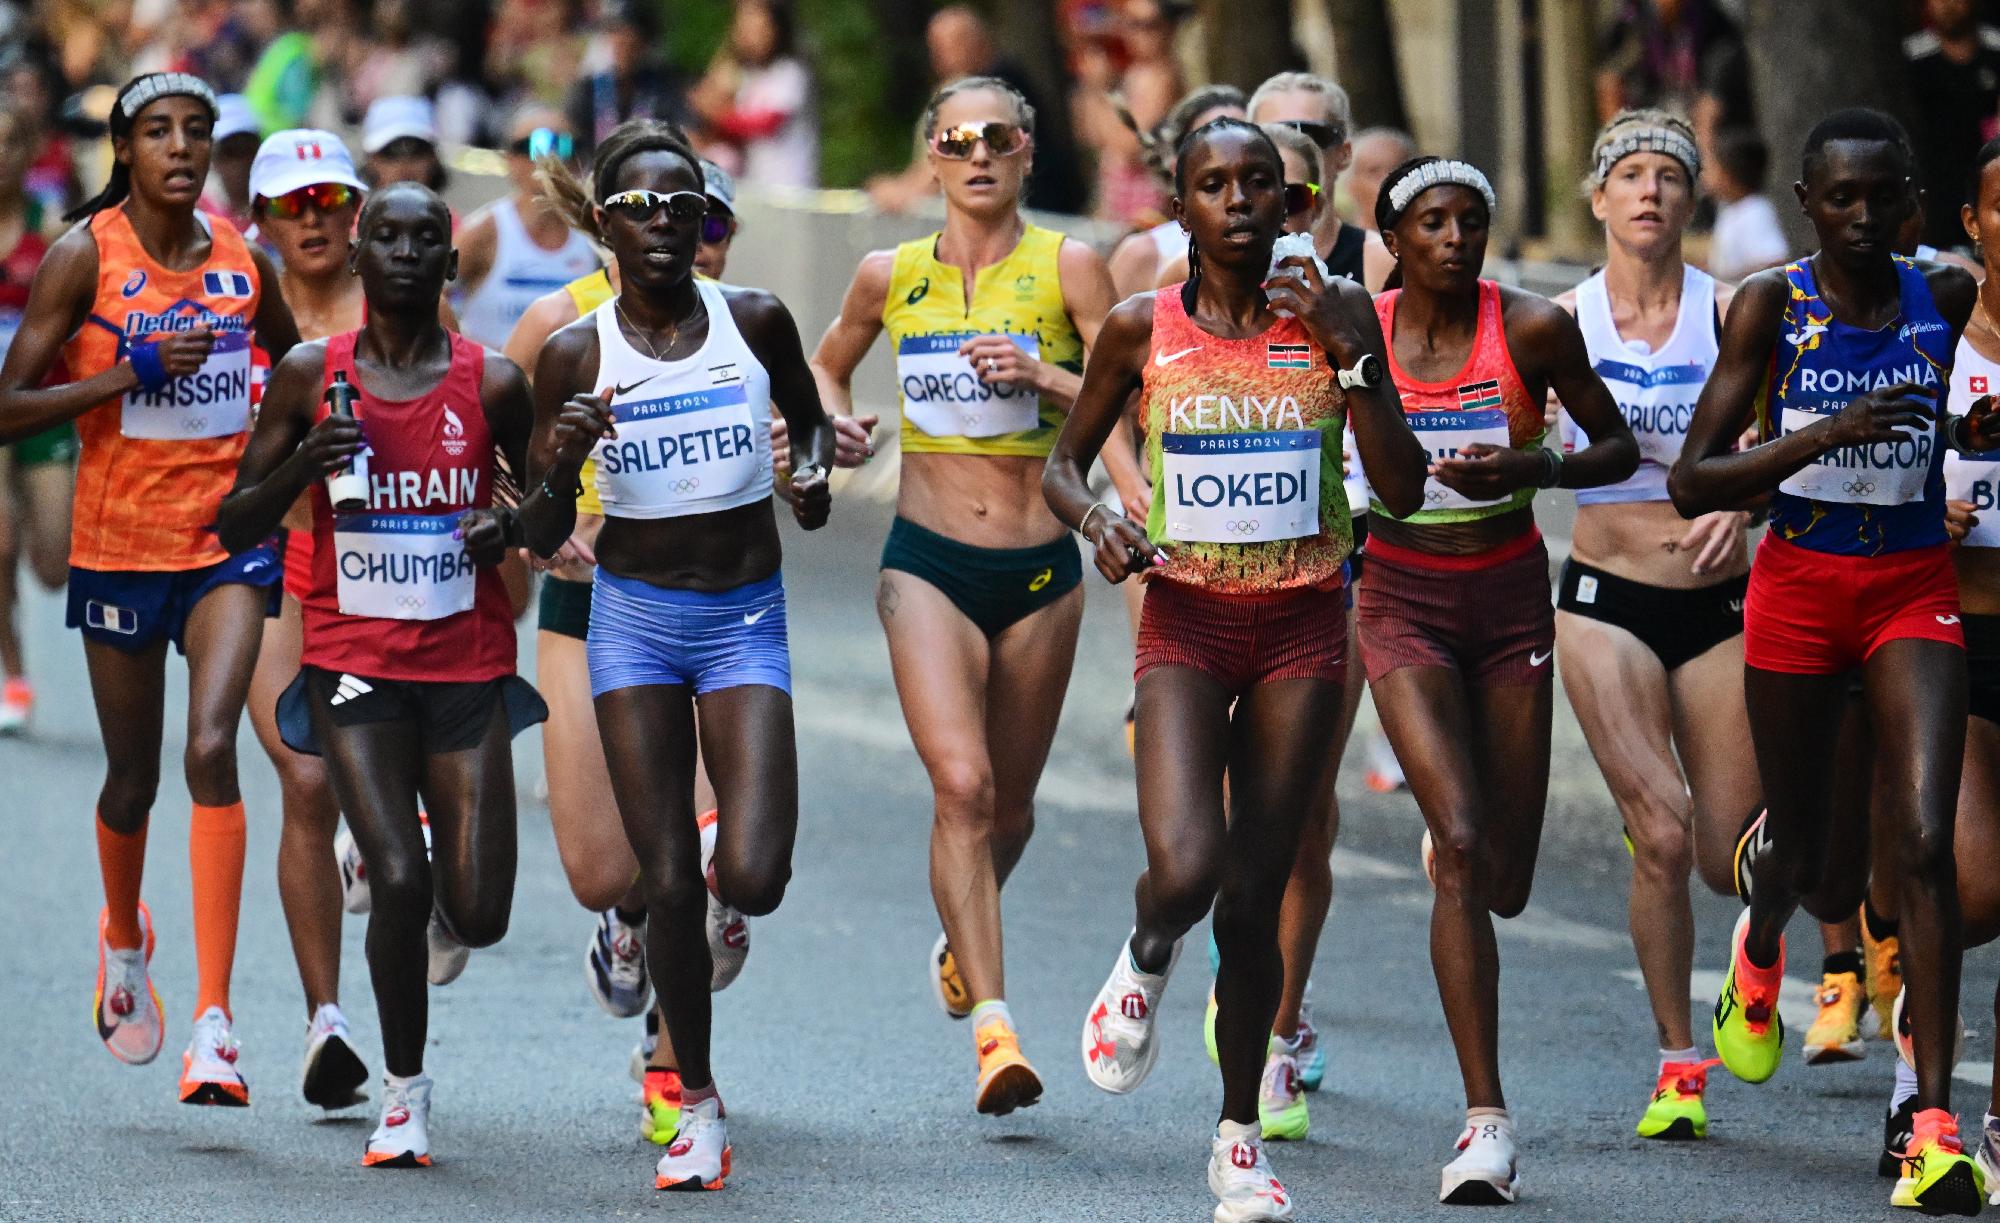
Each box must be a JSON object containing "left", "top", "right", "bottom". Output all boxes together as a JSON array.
[
  {"left": 1892, "top": 1107, "right": 1984, "bottom": 1214},
  {"left": 975, "top": 1018, "right": 1044, "bottom": 1116}
]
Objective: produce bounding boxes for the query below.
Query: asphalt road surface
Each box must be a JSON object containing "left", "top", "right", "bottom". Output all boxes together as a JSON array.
[{"left": 3, "top": 480, "right": 1995, "bottom": 1222}]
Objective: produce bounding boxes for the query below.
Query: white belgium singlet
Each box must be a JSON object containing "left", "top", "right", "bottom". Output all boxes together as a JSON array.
[
  {"left": 1561, "top": 264, "right": 1718, "bottom": 505},
  {"left": 590, "top": 278, "right": 775, "bottom": 519},
  {"left": 1947, "top": 331, "right": 2000, "bottom": 548}
]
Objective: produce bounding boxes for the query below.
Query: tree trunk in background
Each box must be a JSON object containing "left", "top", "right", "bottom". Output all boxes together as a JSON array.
[
  {"left": 1746, "top": 0, "right": 1913, "bottom": 249},
  {"left": 1326, "top": 0, "right": 1407, "bottom": 129},
  {"left": 1197, "top": 0, "right": 1305, "bottom": 89}
]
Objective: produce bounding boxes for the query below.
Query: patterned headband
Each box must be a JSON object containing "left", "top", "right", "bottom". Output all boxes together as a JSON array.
[
  {"left": 119, "top": 73, "right": 217, "bottom": 120},
  {"left": 1595, "top": 126, "right": 1701, "bottom": 184},
  {"left": 1384, "top": 159, "right": 1496, "bottom": 223}
]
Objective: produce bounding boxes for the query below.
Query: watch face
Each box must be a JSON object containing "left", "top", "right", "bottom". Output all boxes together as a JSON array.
[{"left": 1356, "top": 353, "right": 1383, "bottom": 387}]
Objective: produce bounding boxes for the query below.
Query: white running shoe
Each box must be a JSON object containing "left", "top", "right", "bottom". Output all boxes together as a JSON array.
[
  {"left": 1891, "top": 984, "right": 1967, "bottom": 1071},
  {"left": 699, "top": 811, "right": 749, "bottom": 992},
  {"left": 1977, "top": 1114, "right": 2000, "bottom": 1206},
  {"left": 426, "top": 910, "right": 470, "bottom": 987},
  {"left": 179, "top": 1006, "right": 249, "bottom": 1106},
  {"left": 929, "top": 931, "right": 973, "bottom": 1019},
  {"left": 334, "top": 825, "right": 370, "bottom": 915},
  {"left": 1081, "top": 933, "right": 1181, "bottom": 1094},
  {"left": 585, "top": 909, "right": 651, "bottom": 1017},
  {"left": 364, "top": 1074, "right": 433, "bottom": 1167},
  {"left": 656, "top": 1094, "right": 730, "bottom": 1190},
  {"left": 1208, "top": 1121, "right": 1295, "bottom": 1222},
  {"left": 1441, "top": 1113, "right": 1521, "bottom": 1205},
  {"left": 301, "top": 1002, "right": 369, "bottom": 1109},
  {"left": 94, "top": 903, "right": 164, "bottom": 1066}
]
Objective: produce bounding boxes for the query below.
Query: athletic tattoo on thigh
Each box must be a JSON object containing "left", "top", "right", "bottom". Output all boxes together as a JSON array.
[{"left": 876, "top": 575, "right": 900, "bottom": 620}]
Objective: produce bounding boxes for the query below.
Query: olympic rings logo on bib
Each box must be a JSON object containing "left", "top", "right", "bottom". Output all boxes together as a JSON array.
[
  {"left": 1842, "top": 479, "right": 1877, "bottom": 497},
  {"left": 1225, "top": 520, "right": 1262, "bottom": 535},
  {"left": 668, "top": 477, "right": 702, "bottom": 494}
]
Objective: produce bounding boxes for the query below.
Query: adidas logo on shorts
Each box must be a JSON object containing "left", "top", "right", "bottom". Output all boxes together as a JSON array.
[{"left": 330, "top": 674, "right": 374, "bottom": 706}]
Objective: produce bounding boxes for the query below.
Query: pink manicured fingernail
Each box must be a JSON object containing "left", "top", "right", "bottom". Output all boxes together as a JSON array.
[{"left": 1150, "top": 553, "right": 1167, "bottom": 567}]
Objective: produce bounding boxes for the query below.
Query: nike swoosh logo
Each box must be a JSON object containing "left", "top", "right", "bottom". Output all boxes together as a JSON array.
[
  {"left": 1529, "top": 649, "right": 1552, "bottom": 667},
  {"left": 611, "top": 378, "right": 656, "bottom": 398},
  {"left": 1154, "top": 346, "right": 1199, "bottom": 367},
  {"left": 743, "top": 606, "right": 771, "bottom": 626}
]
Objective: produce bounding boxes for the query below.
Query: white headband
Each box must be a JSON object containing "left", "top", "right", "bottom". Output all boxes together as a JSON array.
[
  {"left": 120, "top": 73, "right": 217, "bottom": 120},
  {"left": 1595, "top": 126, "right": 1701, "bottom": 184},
  {"left": 1384, "top": 159, "right": 1496, "bottom": 222}
]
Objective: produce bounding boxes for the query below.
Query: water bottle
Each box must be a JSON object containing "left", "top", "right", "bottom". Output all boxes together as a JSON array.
[{"left": 323, "top": 370, "right": 369, "bottom": 511}]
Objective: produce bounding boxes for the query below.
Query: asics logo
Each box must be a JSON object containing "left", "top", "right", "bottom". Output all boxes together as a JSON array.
[
  {"left": 1154, "top": 346, "right": 1200, "bottom": 367},
  {"left": 1230, "top": 1143, "right": 1257, "bottom": 1170},
  {"left": 743, "top": 605, "right": 772, "bottom": 626},
  {"left": 330, "top": 674, "right": 374, "bottom": 706},
  {"left": 1529, "top": 649, "right": 1552, "bottom": 667},
  {"left": 1119, "top": 991, "right": 1149, "bottom": 1022},
  {"left": 1028, "top": 567, "right": 1052, "bottom": 591},
  {"left": 1939, "top": 614, "right": 1962, "bottom": 626}
]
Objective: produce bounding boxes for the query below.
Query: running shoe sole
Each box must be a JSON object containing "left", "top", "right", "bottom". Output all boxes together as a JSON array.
[
  {"left": 657, "top": 1147, "right": 732, "bottom": 1191},
  {"left": 1803, "top": 1040, "right": 1866, "bottom": 1066},
  {"left": 1733, "top": 809, "right": 1766, "bottom": 904},
  {"left": 1440, "top": 1174, "right": 1519, "bottom": 1206},
  {"left": 303, "top": 1033, "right": 369, "bottom": 1109},
  {"left": 976, "top": 1060, "right": 1044, "bottom": 1117},
  {"left": 179, "top": 1079, "right": 250, "bottom": 1107},
  {"left": 584, "top": 936, "right": 650, "bottom": 1019},
  {"left": 1640, "top": 1116, "right": 1701, "bottom": 1142},
  {"left": 1903, "top": 1158, "right": 1984, "bottom": 1216},
  {"left": 362, "top": 1150, "right": 432, "bottom": 1168}
]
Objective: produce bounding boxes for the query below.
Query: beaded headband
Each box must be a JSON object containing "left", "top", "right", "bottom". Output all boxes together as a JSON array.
[
  {"left": 1594, "top": 126, "right": 1700, "bottom": 185},
  {"left": 119, "top": 73, "right": 217, "bottom": 120},
  {"left": 1384, "top": 159, "right": 1496, "bottom": 224}
]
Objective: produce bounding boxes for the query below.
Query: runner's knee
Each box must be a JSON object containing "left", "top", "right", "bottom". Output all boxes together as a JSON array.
[
  {"left": 182, "top": 725, "right": 238, "bottom": 796},
  {"left": 367, "top": 851, "right": 434, "bottom": 923},
  {"left": 930, "top": 757, "right": 996, "bottom": 824},
  {"left": 98, "top": 762, "right": 161, "bottom": 832},
  {"left": 441, "top": 892, "right": 510, "bottom": 948},
  {"left": 1149, "top": 853, "right": 1224, "bottom": 930}
]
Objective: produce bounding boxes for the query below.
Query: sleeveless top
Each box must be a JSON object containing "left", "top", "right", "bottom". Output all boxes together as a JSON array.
[
  {"left": 1560, "top": 264, "right": 1718, "bottom": 505},
  {"left": 303, "top": 330, "right": 514, "bottom": 682},
  {"left": 1946, "top": 331, "right": 2000, "bottom": 549},
  {"left": 1323, "top": 223, "right": 1366, "bottom": 285},
  {"left": 1757, "top": 255, "right": 1950, "bottom": 556},
  {"left": 457, "top": 198, "right": 602, "bottom": 349},
  {"left": 1373, "top": 279, "right": 1543, "bottom": 525},
  {"left": 1141, "top": 285, "right": 1351, "bottom": 593},
  {"left": 881, "top": 224, "right": 1082, "bottom": 459},
  {"left": 590, "top": 278, "right": 774, "bottom": 519},
  {"left": 561, "top": 268, "right": 616, "bottom": 517},
  {"left": 1145, "top": 219, "right": 1187, "bottom": 268},
  {"left": 64, "top": 206, "right": 260, "bottom": 572}
]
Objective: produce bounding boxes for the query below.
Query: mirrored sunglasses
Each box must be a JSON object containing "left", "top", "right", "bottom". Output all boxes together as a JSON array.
[
  {"left": 601, "top": 189, "right": 708, "bottom": 222},
  {"left": 931, "top": 121, "right": 1028, "bottom": 160},
  {"left": 259, "top": 182, "right": 358, "bottom": 220}
]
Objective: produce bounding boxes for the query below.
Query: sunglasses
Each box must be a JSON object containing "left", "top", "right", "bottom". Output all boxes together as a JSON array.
[
  {"left": 512, "top": 127, "right": 575, "bottom": 161},
  {"left": 700, "top": 213, "right": 735, "bottom": 244},
  {"left": 601, "top": 188, "right": 708, "bottom": 223},
  {"left": 260, "top": 181, "right": 358, "bottom": 220},
  {"left": 1284, "top": 181, "right": 1321, "bottom": 216},
  {"left": 1277, "top": 119, "right": 1345, "bottom": 150},
  {"left": 931, "top": 120, "right": 1028, "bottom": 160}
]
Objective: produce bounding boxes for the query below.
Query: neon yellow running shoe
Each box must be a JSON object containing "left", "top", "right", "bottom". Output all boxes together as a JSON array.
[
  {"left": 1258, "top": 1049, "right": 1309, "bottom": 1141},
  {"left": 640, "top": 1067, "right": 682, "bottom": 1145},
  {"left": 1636, "top": 1058, "right": 1719, "bottom": 1140},
  {"left": 1204, "top": 988, "right": 1219, "bottom": 1065},
  {"left": 1803, "top": 971, "right": 1866, "bottom": 1064},
  {"left": 1892, "top": 1108, "right": 1984, "bottom": 1215},
  {"left": 1713, "top": 909, "right": 1785, "bottom": 1084}
]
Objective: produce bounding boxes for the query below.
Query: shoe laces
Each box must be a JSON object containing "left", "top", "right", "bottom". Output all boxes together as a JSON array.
[
  {"left": 1655, "top": 1057, "right": 1720, "bottom": 1099},
  {"left": 976, "top": 1020, "right": 1022, "bottom": 1064},
  {"left": 193, "top": 1011, "right": 240, "bottom": 1064},
  {"left": 1260, "top": 1052, "right": 1300, "bottom": 1104},
  {"left": 668, "top": 1097, "right": 722, "bottom": 1157},
  {"left": 1911, "top": 1108, "right": 1964, "bottom": 1156},
  {"left": 379, "top": 1078, "right": 421, "bottom": 1129}
]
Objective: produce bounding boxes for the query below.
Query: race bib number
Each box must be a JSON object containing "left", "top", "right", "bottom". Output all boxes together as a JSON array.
[
  {"left": 121, "top": 330, "right": 253, "bottom": 440},
  {"left": 1947, "top": 450, "right": 2000, "bottom": 548},
  {"left": 896, "top": 332, "right": 1041, "bottom": 438},
  {"left": 1161, "top": 430, "right": 1321, "bottom": 543},
  {"left": 1408, "top": 408, "right": 1510, "bottom": 511},
  {"left": 333, "top": 512, "right": 476, "bottom": 621},
  {"left": 596, "top": 382, "right": 760, "bottom": 512},
  {"left": 1777, "top": 406, "right": 1933, "bottom": 506}
]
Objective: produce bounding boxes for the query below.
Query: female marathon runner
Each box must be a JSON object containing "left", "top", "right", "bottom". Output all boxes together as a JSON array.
[
  {"left": 220, "top": 181, "right": 548, "bottom": 1167},
  {"left": 0, "top": 104, "right": 74, "bottom": 734},
  {"left": 1670, "top": 108, "right": 1990, "bottom": 1216},
  {"left": 1547, "top": 110, "right": 1759, "bottom": 1137},
  {"left": 527, "top": 123, "right": 835, "bottom": 1191},
  {"left": 235, "top": 127, "right": 377, "bottom": 1112},
  {"left": 809, "top": 75, "right": 1121, "bottom": 1114},
  {"left": 0, "top": 71, "right": 302, "bottom": 1106},
  {"left": 1045, "top": 116, "right": 1424, "bottom": 1223},
  {"left": 1243, "top": 72, "right": 1393, "bottom": 292},
  {"left": 1366, "top": 155, "right": 1638, "bottom": 1203}
]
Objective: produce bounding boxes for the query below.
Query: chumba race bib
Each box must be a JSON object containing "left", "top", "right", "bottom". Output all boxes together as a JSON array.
[{"left": 334, "top": 512, "right": 476, "bottom": 621}]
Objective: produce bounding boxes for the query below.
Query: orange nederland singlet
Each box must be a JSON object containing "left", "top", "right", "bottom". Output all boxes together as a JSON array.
[{"left": 63, "top": 205, "right": 261, "bottom": 572}]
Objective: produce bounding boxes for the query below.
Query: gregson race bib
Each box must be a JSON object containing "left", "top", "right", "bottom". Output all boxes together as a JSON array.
[
  {"left": 121, "top": 329, "right": 253, "bottom": 440},
  {"left": 1407, "top": 407, "right": 1511, "bottom": 512},
  {"left": 597, "top": 382, "right": 761, "bottom": 511},
  {"left": 1777, "top": 405, "right": 1934, "bottom": 506},
  {"left": 333, "top": 512, "right": 476, "bottom": 621},
  {"left": 1161, "top": 430, "right": 1321, "bottom": 543},
  {"left": 896, "top": 332, "right": 1041, "bottom": 438}
]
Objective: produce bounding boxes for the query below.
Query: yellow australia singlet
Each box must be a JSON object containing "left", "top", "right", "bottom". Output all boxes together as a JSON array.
[
  {"left": 563, "top": 269, "right": 615, "bottom": 514},
  {"left": 881, "top": 224, "right": 1081, "bottom": 458}
]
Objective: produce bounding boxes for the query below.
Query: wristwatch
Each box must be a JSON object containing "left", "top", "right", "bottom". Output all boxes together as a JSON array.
[{"left": 1334, "top": 352, "right": 1384, "bottom": 391}]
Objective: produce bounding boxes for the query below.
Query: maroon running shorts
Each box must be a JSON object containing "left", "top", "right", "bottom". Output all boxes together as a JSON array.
[
  {"left": 1133, "top": 576, "right": 1348, "bottom": 692},
  {"left": 1355, "top": 528, "right": 1554, "bottom": 685}
]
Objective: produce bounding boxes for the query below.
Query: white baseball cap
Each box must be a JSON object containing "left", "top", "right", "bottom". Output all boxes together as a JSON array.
[
  {"left": 697, "top": 158, "right": 736, "bottom": 215},
  {"left": 362, "top": 95, "right": 439, "bottom": 155},
  {"left": 213, "top": 94, "right": 258, "bottom": 143},
  {"left": 250, "top": 129, "right": 367, "bottom": 202}
]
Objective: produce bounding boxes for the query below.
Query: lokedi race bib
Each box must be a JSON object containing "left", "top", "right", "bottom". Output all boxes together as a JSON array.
[
  {"left": 121, "top": 329, "right": 253, "bottom": 440},
  {"left": 896, "top": 332, "right": 1041, "bottom": 438},
  {"left": 597, "top": 382, "right": 760, "bottom": 511},
  {"left": 1777, "top": 405, "right": 1934, "bottom": 506},
  {"left": 333, "top": 512, "right": 476, "bottom": 621},
  {"left": 1161, "top": 430, "right": 1321, "bottom": 543},
  {"left": 1947, "top": 449, "right": 2000, "bottom": 548},
  {"left": 1407, "top": 407, "right": 1510, "bottom": 511}
]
